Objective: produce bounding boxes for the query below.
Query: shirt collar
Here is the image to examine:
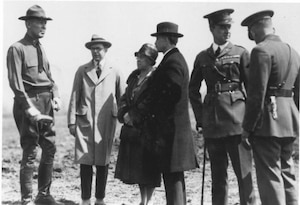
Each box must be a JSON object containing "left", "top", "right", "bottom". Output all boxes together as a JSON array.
[
  {"left": 164, "top": 47, "right": 176, "bottom": 56},
  {"left": 212, "top": 41, "right": 229, "bottom": 52},
  {"left": 24, "top": 34, "right": 40, "bottom": 46},
  {"left": 93, "top": 58, "right": 105, "bottom": 68}
]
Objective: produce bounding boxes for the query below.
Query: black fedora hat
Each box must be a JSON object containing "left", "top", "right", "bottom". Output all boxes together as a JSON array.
[
  {"left": 241, "top": 10, "right": 274, "bottom": 28},
  {"left": 85, "top": 34, "right": 112, "bottom": 49},
  {"left": 134, "top": 43, "right": 158, "bottom": 63},
  {"left": 19, "top": 5, "right": 52, "bottom": 21},
  {"left": 151, "top": 22, "right": 183, "bottom": 38},
  {"left": 204, "top": 9, "right": 234, "bottom": 25}
]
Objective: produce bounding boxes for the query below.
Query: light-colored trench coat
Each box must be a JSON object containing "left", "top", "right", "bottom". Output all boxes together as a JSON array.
[{"left": 68, "top": 60, "right": 125, "bottom": 165}]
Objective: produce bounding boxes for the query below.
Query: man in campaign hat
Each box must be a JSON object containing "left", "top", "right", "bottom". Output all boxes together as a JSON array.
[
  {"left": 6, "top": 5, "right": 62, "bottom": 205},
  {"left": 189, "top": 9, "right": 257, "bottom": 205},
  {"left": 136, "top": 21, "right": 199, "bottom": 205},
  {"left": 68, "top": 34, "right": 125, "bottom": 205},
  {"left": 241, "top": 10, "right": 299, "bottom": 205}
]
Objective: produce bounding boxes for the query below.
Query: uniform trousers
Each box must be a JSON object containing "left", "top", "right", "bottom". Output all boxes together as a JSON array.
[
  {"left": 250, "top": 136, "right": 298, "bottom": 205},
  {"left": 162, "top": 171, "right": 186, "bottom": 205},
  {"left": 80, "top": 164, "right": 109, "bottom": 200},
  {"left": 206, "top": 135, "right": 256, "bottom": 205},
  {"left": 13, "top": 91, "right": 56, "bottom": 202}
]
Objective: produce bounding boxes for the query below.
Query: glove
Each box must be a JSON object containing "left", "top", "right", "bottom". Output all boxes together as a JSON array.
[
  {"left": 196, "top": 122, "right": 202, "bottom": 133},
  {"left": 34, "top": 114, "right": 53, "bottom": 124},
  {"left": 25, "top": 106, "right": 41, "bottom": 117},
  {"left": 241, "top": 130, "right": 251, "bottom": 150},
  {"left": 52, "top": 97, "right": 62, "bottom": 111}
]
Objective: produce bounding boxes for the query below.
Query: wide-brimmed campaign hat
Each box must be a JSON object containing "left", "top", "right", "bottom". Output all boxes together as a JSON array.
[
  {"left": 85, "top": 34, "right": 112, "bottom": 49},
  {"left": 241, "top": 10, "right": 274, "bottom": 28},
  {"left": 204, "top": 9, "right": 234, "bottom": 25},
  {"left": 151, "top": 22, "right": 183, "bottom": 38},
  {"left": 19, "top": 5, "right": 52, "bottom": 21},
  {"left": 134, "top": 43, "right": 158, "bottom": 64}
]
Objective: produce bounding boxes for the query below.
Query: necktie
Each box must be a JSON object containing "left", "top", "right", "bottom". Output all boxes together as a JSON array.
[
  {"left": 215, "top": 46, "right": 221, "bottom": 57},
  {"left": 36, "top": 41, "right": 44, "bottom": 73},
  {"left": 96, "top": 65, "right": 101, "bottom": 78}
]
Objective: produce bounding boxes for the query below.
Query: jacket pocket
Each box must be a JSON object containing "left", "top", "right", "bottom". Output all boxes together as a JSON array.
[
  {"left": 26, "top": 58, "right": 38, "bottom": 68},
  {"left": 230, "top": 91, "right": 246, "bottom": 124},
  {"left": 76, "top": 107, "right": 89, "bottom": 127}
]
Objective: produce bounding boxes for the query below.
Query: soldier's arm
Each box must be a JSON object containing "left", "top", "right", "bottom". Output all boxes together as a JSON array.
[
  {"left": 243, "top": 47, "right": 271, "bottom": 132},
  {"left": 240, "top": 48, "right": 250, "bottom": 90},
  {"left": 7, "top": 46, "right": 34, "bottom": 110},
  {"left": 189, "top": 55, "right": 204, "bottom": 128}
]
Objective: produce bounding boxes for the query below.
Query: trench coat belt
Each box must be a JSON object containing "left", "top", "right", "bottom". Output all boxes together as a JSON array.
[{"left": 266, "top": 89, "right": 293, "bottom": 97}]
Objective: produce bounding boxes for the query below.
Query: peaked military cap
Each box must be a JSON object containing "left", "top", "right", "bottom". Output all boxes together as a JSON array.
[
  {"left": 204, "top": 9, "right": 234, "bottom": 25},
  {"left": 241, "top": 10, "right": 274, "bottom": 27}
]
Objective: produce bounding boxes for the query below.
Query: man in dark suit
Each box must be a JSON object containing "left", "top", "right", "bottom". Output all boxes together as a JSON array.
[
  {"left": 148, "top": 22, "right": 198, "bottom": 205},
  {"left": 189, "top": 9, "right": 256, "bottom": 205},
  {"left": 241, "top": 10, "right": 299, "bottom": 205}
]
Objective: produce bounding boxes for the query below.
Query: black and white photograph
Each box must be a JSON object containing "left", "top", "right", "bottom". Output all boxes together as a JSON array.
[{"left": 2, "top": 1, "right": 299, "bottom": 205}]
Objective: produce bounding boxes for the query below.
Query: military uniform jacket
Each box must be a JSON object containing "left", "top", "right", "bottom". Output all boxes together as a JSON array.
[
  {"left": 242, "top": 35, "right": 299, "bottom": 138},
  {"left": 7, "top": 34, "right": 59, "bottom": 110},
  {"left": 189, "top": 42, "right": 250, "bottom": 138}
]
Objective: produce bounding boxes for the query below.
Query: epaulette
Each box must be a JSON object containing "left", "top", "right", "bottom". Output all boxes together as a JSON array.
[{"left": 234, "top": 44, "right": 246, "bottom": 49}]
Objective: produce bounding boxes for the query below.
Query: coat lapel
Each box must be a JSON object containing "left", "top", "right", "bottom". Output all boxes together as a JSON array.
[
  {"left": 97, "top": 61, "right": 112, "bottom": 84},
  {"left": 85, "top": 61, "right": 98, "bottom": 85},
  {"left": 207, "top": 44, "right": 215, "bottom": 59},
  {"left": 219, "top": 42, "right": 233, "bottom": 57}
]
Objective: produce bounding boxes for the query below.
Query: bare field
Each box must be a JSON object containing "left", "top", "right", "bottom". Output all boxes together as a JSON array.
[{"left": 2, "top": 113, "right": 298, "bottom": 205}]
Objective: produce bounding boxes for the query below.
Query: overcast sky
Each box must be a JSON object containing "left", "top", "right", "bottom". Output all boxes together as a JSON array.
[{"left": 2, "top": 1, "right": 300, "bottom": 114}]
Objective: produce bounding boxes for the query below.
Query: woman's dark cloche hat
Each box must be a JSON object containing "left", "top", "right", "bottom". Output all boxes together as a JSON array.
[
  {"left": 134, "top": 43, "right": 158, "bottom": 63},
  {"left": 203, "top": 9, "right": 234, "bottom": 25},
  {"left": 85, "top": 34, "right": 112, "bottom": 49},
  {"left": 241, "top": 10, "right": 274, "bottom": 27},
  {"left": 19, "top": 5, "right": 52, "bottom": 21},
  {"left": 151, "top": 22, "right": 183, "bottom": 38}
]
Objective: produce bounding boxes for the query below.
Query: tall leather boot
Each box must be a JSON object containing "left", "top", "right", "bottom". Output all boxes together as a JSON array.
[
  {"left": 38, "top": 163, "right": 53, "bottom": 196},
  {"left": 35, "top": 163, "right": 59, "bottom": 205},
  {"left": 20, "top": 165, "right": 34, "bottom": 203}
]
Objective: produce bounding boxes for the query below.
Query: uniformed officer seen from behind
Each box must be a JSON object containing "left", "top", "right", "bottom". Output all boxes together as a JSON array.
[
  {"left": 189, "top": 9, "right": 257, "bottom": 205},
  {"left": 241, "top": 10, "right": 299, "bottom": 205}
]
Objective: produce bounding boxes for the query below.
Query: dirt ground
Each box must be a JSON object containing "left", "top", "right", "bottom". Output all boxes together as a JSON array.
[{"left": 2, "top": 113, "right": 299, "bottom": 205}]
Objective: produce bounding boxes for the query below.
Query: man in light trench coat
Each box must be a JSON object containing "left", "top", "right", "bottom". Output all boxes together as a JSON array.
[{"left": 67, "top": 34, "right": 125, "bottom": 205}]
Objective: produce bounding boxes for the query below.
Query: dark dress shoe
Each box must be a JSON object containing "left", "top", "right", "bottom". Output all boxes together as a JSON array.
[{"left": 35, "top": 195, "right": 63, "bottom": 205}]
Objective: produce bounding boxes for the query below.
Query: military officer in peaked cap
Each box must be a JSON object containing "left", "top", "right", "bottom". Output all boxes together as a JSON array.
[
  {"left": 241, "top": 10, "right": 299, "bottom": 205},
  {"left": 6, "top": 5, "right": 62, "bottom": 205},
  {"left": 189, "top": 9, "right": 257, "bottom": 205}
]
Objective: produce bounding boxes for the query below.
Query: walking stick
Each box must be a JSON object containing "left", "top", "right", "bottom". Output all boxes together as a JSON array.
[{"left": 201, "top": 140, "right": 206, "bottom": 205}]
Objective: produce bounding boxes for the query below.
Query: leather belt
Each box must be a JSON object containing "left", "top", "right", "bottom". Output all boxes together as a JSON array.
[
  {"left": 27, "top": 86, "right": 52, "bottom": 97},
  {"left": 266, "top": 89, "right": 293, "bottom": 97},
  {"left": 214, "top": 82, "right": 240, "bottom": 93}
]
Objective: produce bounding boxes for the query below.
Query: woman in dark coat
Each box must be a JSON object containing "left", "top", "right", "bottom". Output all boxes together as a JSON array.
[{"left": 115, "top": 43, "right": 161, "bottom": 205}]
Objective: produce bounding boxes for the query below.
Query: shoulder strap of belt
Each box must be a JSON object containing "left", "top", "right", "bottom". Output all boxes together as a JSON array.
[{"left": 278, "top": 44, "right": 292, "bottom": 89}]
